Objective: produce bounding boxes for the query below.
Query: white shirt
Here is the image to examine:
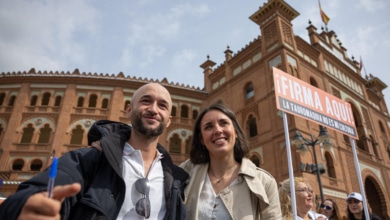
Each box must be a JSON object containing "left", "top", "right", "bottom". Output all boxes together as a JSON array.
[
  {"left": 283, "top": 210, "right": 328, "bottom": 220},
  {"left": 198, "top": 174, "right": 238, "bottom": 220},
  {"left": 308, "top": 210, "right": 328, "bottom": 220},
  {"left": 116, "top": 142, "right": 165, "bottom": 220}
]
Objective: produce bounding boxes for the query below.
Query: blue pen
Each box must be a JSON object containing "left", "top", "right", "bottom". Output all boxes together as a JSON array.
[{"left": 47, "top": 157, "right": 58, "bottom": 198}]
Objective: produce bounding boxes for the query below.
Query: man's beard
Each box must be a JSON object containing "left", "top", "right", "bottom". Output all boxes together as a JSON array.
[{"left": 131, "top": 112, "right": 165, "bottom": 137}]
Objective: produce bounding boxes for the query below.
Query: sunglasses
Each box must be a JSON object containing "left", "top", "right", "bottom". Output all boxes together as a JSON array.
[
  {"left": 320, "top": 204, "right": 333, "bottom": 210},
  {"left": 135, "top": 178, "right": 151, "bottom": 219}
]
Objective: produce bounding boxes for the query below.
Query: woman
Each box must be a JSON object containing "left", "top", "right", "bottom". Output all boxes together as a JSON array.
[
  {"left": 318, "top": 198, "right": 342, "bottom": 220},
  {"left": 346, "top": 192, "right": 381, "bottom": 220},
  {"left": 279, "top": 177, "right": 326, "bottom": 220},
  {"left": 180, "top": 103, "right": 281, "bottom": 219}
]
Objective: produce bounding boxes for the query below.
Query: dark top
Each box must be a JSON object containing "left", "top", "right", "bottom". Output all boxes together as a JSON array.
[{"left": 0, "top": 120, "right": 189, "bottom": 220}]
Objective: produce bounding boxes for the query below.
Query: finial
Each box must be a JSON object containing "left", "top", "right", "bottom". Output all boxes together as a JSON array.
[
  {"left": 207, "top": 54, "right": 210, "bottom": 60},
  {"left": 308, "top": 19, "right": 312, "bottom": 25}
]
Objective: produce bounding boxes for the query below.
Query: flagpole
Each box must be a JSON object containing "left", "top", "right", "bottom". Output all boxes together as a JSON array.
[
  {"left": 360, "top": 56, "right": 368, "bottom": 78},
  {"left": 282, "top": 111, "right": 298, "bottom": 220},
  {"left": 350, "top": 138, "right": 371, "bottom": 220},
  {"left": 363, "top": 63, "right": 368, "bottom": 78},
  {"left": 318, "top": 0, "right": 329, "bottom": 32}
]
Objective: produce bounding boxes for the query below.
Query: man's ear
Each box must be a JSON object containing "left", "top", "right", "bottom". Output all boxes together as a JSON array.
[
  {"left": 125, "top": 103, "right": 131, "bottom": 116},
  {"left": 166, "top": 116, "right": 172, "bottom": 128}
]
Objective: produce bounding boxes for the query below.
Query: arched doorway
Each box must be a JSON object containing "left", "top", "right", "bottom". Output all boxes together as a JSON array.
[{"left": 364, "top": 177, "right": 388, "bottom": 219}]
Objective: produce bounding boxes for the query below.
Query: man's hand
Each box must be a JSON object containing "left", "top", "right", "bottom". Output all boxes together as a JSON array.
[{"left": 18, "top": 183, "right": 81, "bottom": 220}]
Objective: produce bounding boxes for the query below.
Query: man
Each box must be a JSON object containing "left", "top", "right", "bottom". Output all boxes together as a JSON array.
[{"left": 0, "top": 83, "right": 189, "bottom": 219}]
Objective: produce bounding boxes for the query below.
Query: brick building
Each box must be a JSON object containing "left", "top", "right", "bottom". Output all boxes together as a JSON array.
[{"left": 0, "top": 0, "right": 389, "bottom": 218}]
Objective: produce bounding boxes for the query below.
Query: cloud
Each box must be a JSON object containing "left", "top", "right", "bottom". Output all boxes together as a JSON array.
[
  {"left": 0, "top": 0, "right": 99, "bottom": 72},
  {"left": 360, "top": 0, "right": 387, "bottom": 12}
]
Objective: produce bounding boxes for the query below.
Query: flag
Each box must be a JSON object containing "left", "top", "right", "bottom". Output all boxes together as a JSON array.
[
  {"left": 359, "top": 56, "right": 363, "bottom": 71},
  {"left": 319, "top": 0, "right": 330, "bottom": 25}
]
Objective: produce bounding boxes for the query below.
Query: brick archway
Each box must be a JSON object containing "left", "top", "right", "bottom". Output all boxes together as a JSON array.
[{"left": 361, "top": 170, "right": 389, "bottom": 219}]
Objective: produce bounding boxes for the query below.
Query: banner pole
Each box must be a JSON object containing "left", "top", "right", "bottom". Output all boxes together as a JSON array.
[
  {"left": 282, "top": 111, "right": 298, "bottom": 220},
  {"left": 350, "top": 137, "right": 370, "bottom": 220}
]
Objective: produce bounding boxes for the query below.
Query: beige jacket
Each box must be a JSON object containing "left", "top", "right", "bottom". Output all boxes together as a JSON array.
[{"left": 180, "top": 158, "right": 282, "bottom": 220}]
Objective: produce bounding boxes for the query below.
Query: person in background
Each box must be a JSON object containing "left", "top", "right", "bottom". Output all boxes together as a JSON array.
[
  {"left": 180, "top": 102, "right": 281, "bottom": 219},
  {"left": 0, "top": 83, "right": 189, "bottom": 220},
  {"left": 318, "top": 198, "right": 342, "bottom": 220},
  {"left": 279, "top": 177, "right": 327, "bottom": 220},
  {"left": 346, "top": 192, "right": 381, "bottom": 220}
]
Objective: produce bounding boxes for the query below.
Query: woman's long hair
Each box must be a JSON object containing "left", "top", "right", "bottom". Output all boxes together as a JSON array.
[
  {"left": 279, "top": 177, "right": 309, "bottom": 220},
  {"left": 347, "top": 206, "right": 369, "bottom": 220}
]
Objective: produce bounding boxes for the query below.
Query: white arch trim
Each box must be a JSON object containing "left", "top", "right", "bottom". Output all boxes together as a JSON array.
[
  {"left": 67, "top": 119, "right": 96, "bottom": 134},
  {"left": 360, "top": 162, "right": 384, "bottom": 187},
  {"left": 19, "top": 117, "right": 56, "bottom": 132},
  {"left": 166, "top": 128, "right": 192, "bottom": 142}
]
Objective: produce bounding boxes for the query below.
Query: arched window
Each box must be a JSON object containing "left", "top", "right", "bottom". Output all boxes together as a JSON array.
[
  {"left": 379, "top": 121, "right": 386, "bottom": 135},
  {"left": 102, "top": 98, "right": 109, "bottom": 109},
  {"left": 181, "top": 105, "right": 188, "bottom": 118},
  {"left": 21, "top": 124, "right": 34, "bottom": 143},
  {"left": 30, "top": 159, "right": 43, "bottom": 171},
  {"left": 343, "top": 134, "right": 350, "bottom": 145},
  {"left": 30, "top": 95, "right": 38, "bottom": 106},
  {"left": 172, "top": 106, "right": 177, "bottom": 117},
  {"left": 192, "top": 110, "right": 198, "bottom": 120},
  {"left": 124, "top": 100, "right": 130, "bottom": 110},
  {"left": 169, "top": 134, "right": 181, "bottom": 153},
  {"left": 309, "top": 77, "right": 319, "bottom": 88},
  {"left": 54, "top": 96, "right": 62, "bottom": 106},
  {"left": 350, "top": 103, "right": 367, "bottom": 151},
  {"left": 12, "top": 159, "right": 24, "bottom": 171},
  {"left": 8, "top": 95, "right": 16, "bottom": 106},
  {"left": 249, "top": 154, "right": 261, "bottom": 167},
  {"left": 0, "top": 124, "right": 3, "bottom": 137},
  {"left": 248, "top": 115, "right": 258, "bottom": 137},
  {"left": 370, "top": 135, "right": 379, "bottom": 157},
  {"left": 41, "top": 92, "right": 51, "bottom": 106},
  {"left": 77, "top": 97, "right": 84, "bottom": 107},
  {"left": 70, "top": 125, "right": 84, "bottom": 145},
  {"left": 245, "top": 83, "right": 254, "bottom": 99},
  {"left": 0, "top": 93, "right": 5, "bottom": 106},
  {"left": 88, "top": 94, "right": 98, "bottom": 108},
  {"left": 325, "top": 152, "right": 336, "bottom": 178},
  {"left": 38, "top": 124, "right": 52, "bottom": 143}
]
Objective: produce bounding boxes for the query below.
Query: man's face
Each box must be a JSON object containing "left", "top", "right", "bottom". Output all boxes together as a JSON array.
[{"left": 129, "top": 83, "right": 172, "bottom": 137}]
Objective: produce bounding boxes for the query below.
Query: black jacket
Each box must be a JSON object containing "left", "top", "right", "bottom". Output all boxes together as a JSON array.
[{"left": 0, "top": 120, "right": 189, "bottom": 220}]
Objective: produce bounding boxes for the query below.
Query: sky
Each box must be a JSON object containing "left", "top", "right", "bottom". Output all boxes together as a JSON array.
[{"left": 1, "top": 0, "right": 389, "bottom": 106}]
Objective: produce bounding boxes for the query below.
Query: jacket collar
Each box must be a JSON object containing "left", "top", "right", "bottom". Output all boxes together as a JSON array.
[{"left": 239, "top": 158, "right": 270, "bottom": 205}]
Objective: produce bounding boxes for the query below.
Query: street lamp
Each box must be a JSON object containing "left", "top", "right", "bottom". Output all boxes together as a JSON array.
[{"left": 291, "top": 126, "right": 332, "bottom": 203}]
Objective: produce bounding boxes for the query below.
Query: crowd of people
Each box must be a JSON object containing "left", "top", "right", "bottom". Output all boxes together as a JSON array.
[{"left": 0, "top": 83, "right": 383, "bottom": 219}]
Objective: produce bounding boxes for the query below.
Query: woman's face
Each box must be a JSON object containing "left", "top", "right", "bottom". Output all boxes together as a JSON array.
[
  {"left": 200, "top": 110, "right": 236, "bottom": 158},
  {"left": 348, "top": 198, "right": 363, "bottom": 215},
  {"left": 320, "top": 200, "right": 334, "bottom": 218},
  {"left": 295, "top": 182, "right": 314, "bottom": 212}
]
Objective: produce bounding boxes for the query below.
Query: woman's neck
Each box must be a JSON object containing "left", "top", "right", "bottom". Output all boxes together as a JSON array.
[
  {"left": 208, "top": 158, "right": 239, "bottom": 176},
  {"left": 297, "top": 208, "right": 311, "bottom": 220},
  {"left": 353, "top": 212, "right": 363, "bottom": 220}
]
